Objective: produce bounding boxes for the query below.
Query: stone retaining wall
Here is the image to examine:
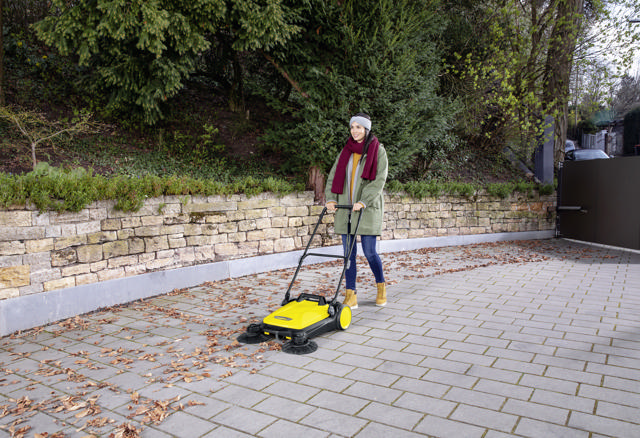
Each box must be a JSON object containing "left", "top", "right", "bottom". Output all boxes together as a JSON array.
[{"left": 0, "top": 191, "right": 556, "bottom": 301}]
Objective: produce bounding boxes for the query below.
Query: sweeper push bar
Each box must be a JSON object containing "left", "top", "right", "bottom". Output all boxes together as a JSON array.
[{"left": 281, "top": 205, "right": 362, "bottom": 305}]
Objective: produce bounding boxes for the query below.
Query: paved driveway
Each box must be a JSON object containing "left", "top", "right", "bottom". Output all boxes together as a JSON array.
[{"left": 1, "top": 239, "right": 640, "bottom": 437}]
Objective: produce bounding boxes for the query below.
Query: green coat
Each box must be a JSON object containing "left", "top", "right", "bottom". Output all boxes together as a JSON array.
[{"left": 324, "top": 145, "right": 388, "bottom": 235}]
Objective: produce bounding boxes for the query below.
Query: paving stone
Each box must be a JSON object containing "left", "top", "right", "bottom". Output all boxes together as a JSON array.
[
  {"left": 402, "top": 342, "right": 450, "bottom": 359},
  {"left": 334, "top": 353, "right": 384, "bottom": 370},
  {"left": 343, "top": 381, "right": 401, "bottom": 405},
  {"left": 393, "top": 392, "right": 456, "bottom": 417},
  {"left": 603, "top": 376, "right": 640, "bottom": 393},
  {"left": 543, "top": 365, "right": 602, "bottom": 386},
  {"left": 595, "top": 401, "right": 640, "bottom": 423},
  {"left": 484, "top": 430, "right": 521, "bottom": 438},
  {"left": 299, "top": 407, "right": 368, "bottom": 436},
  {"left": 265, "top": 351, "right": 314, "bottom": 369},
  {"left": 201, "top": 425, "right": 254, "bottom": 437},
  {"left": 297, "top": 372, "right": 353, "bottom": 393},
  {"left": 258, "top": 419, "right": 330, "bottom": 438},
  {"left": 569, "top": 411, "right": 640, "bottom": 437},
  {"left": 422, "top": 369, "right": 477, "bottom": 389},
  {"left": 444, "top": 386, "right": 505, "bottom": 410},
  {"left": 515, "top": 417, "right": 590, "bottom": 438},
  {"left": 578, "top": 384, "right": 640, "bottom": 409},
  {"left": 374, "top": 348, "right": 423, "bottom": 365},
  {"left": 211, "top": 405, "right": 277, "bottom": 435},
  {"left": 353, "top": 422, "right": 425, "bottom": 438},
  {"left": 502, "top": 398, "right": 569, "bottom": 424},
  {"left": 391, "top": 376, "right": 449, "bottom": 398},
  {"left": 263, "top": 380, "right": 321, "bottom": 403},
  {"left": 258, "top": 363, "right": 311, "bottom": 382},
  {"left": 219, "top": 370, "right": 276, "bottom": 390},
  {"left": 493, "top": 357, "right": 545, "bottom": 375},
  {"left": 529, "top": 389, "right": 595, "bottom": 413},
  {"left": 519, "top": 373, "right": 579, "bottom": 395},
  {"left": 211, "top": 384, "right": 270, "bottom": 408},
  {"left": 364, "top": 327, "right": 408, "bottom": 341},
  {"left": 335, "top": 342, "right": 381, "bottom": 358},
  {"left": 401, "top": 333, "right": 447, "bottom": 348},
  {"left": 304, "top": 358, "right": 355, "bottom": 377},
  {"left": 155, "top": 410, "right": 218, "bottom": 437},
  {"left": 344, "top": 368, "right": 400, "bottom": 388},
  {"left": 450, "top": 403, "right": 518, "bottom": 433},
  {"left": 355, "top": 402, "right": 426, "bottom": 430},
  {"left": 414, "top": 414, "right": 486, "bottom": 438},
  {"left": 423, "top": 327, "right": 467, "bottom": 342},
  {"left": 473, "top": 379, "right": 533, "bottom": 401},
  {"left": 253, "top": 395, "right": 316, "bottom": 422},
  {"left": 486, "top": 347, "right": 535, "bottom": 363},
  {"left": 374, "top": 360, "right": 426, "bottom": 380},
  {"left": 445, "top": 350, "right": 496, "bottom": 367},
  {"left": 363, "top": 336, "right": 410, "bottom": 352},
  {"left": 387, "top": 323, "right": 429, "bottom": 337},
  {"left": 419, "top": 356, "right": 471, "bottom": 374},
  {"left": 308, "top": 390, "right": 369, "bottom": 416}
]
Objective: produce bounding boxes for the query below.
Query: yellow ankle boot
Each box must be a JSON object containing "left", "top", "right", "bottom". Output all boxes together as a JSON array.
[
  {"left": 343, "top": 289, "right": 358, "bottom": 309},
  {"left": 376, "top": 283, "right": 387, "bottom": 307}
]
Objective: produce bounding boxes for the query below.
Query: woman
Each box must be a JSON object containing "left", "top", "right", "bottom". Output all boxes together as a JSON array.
[{"left": 324, "top": 113, "right": 388, "bottom": 308}]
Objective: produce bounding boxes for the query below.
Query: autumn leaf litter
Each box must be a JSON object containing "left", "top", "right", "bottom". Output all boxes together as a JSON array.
[{"left": 0, "top": 239, "right": 624, "bottom": 437}]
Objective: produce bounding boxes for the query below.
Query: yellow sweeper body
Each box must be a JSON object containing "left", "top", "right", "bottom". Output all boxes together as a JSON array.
[{"left": 261, "top": 296, "right": 352, "bottom": 339}]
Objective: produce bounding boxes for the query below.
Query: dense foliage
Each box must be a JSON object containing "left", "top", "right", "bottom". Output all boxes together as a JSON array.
[
  {"left": 34, "top": 0, "right": 300, "bottom": 124},
  {"left": 0, "top": 163, "right": 303, "bottom": 212},
  {"left": 256, "top": 0, "right": 459, "bottom": 179}
]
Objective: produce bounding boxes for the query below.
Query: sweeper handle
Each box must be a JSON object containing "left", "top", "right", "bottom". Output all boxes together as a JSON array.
[{"left": 281, "top": 205, "right": 363, "bottom": 305}]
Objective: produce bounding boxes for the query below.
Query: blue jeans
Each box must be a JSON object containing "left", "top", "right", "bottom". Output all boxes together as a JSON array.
[{"left": 342, "top": 234, "right": 385, "bottom": 291}]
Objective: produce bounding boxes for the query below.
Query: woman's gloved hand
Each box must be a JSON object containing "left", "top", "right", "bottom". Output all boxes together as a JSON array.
[{"left": 325, "top": 201, "right": 337, "bottom": 212}]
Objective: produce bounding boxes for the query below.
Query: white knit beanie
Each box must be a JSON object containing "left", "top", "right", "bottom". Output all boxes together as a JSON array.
[{"left": 349, "top": 114, "right": 371, "bottom": 131}]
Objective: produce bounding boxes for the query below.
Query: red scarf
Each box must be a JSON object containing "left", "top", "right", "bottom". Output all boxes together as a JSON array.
[{"left": 331, "top": 135, "right": 380, "bottom": 194}]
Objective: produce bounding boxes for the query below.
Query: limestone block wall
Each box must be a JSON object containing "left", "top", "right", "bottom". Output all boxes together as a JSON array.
[{"left": 0, "top": 191, "right": 555, "bottom": 300}]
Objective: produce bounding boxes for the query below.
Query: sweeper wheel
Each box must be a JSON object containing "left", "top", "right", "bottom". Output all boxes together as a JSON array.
[
  {"left": 282, "top": 333, "right": 318, "bottom": 355},
  {"left": 336, "top": 304, "right": 352, "bottom": 331},
  {"left": 237, "top": 323, "right": 271, "bottom": 344}
]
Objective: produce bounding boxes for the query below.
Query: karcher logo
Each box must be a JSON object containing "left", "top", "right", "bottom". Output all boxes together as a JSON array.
[{"left": 274, "top": 316, "right": 292, "bottom": 321}]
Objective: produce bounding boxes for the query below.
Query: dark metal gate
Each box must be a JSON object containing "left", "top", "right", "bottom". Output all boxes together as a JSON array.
[{"left": 557, "top": 156, "right": 640, "bottom": 250}]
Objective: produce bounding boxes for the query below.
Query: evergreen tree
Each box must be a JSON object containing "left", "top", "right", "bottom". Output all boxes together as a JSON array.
[
  {"left": 35, "top": 0, "right": 300, "bottom": 124},
  {"left": 260, "top": 0, "right": 459, "bottom": 180}
]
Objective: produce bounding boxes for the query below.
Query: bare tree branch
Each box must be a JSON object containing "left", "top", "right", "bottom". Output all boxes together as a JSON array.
[
  {"left": 0, "top": 107, "right": 100, "bottom": 170},
  {"left": 262, "top": 52, "right": 309, "bottom": 99}
]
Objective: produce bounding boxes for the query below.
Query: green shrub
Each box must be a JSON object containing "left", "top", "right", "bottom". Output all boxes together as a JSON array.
[
  {"left": 0, "top": 165, "right": 552, "bottom": 213},
  {"left": 538, "top": 183, "right": 555, "bottom": 196},
  {"left": 486, "top": 180, "right": 540, "bottom": 198},
  {"left": 0, "top": 165, "right": 303, "bottom": 213},
  {"left": 486, "top": 182, "right": 515, "bottom": 198}
]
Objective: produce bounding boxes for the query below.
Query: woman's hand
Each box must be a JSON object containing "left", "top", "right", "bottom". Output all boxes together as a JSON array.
[
  {"left": 325, "top": 201, "right": 337, "bottom": 212},
  {"left": 353, "top": 202, "right": 364, "bottom": 211}
]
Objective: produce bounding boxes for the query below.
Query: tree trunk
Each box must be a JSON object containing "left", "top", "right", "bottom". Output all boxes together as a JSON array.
[
  {"left": 543, "top": 0, "right": 584, "bottom": 167},
  {"left": 31, "top": 141, "right": 37, "bottom": 170},
  {"left": 229, "top": 51, "right": 245, "bottom": 114},
  {"left": 0, "top": 0, "right": 5, "bottom": 106},
  {"left": 307, "top": 166, "right": 326, "bottom": 205}
]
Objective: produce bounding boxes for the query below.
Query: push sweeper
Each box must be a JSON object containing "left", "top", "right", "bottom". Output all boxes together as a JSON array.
[{"left": 237, "top": 205, "right": 362, "bottom": 354}]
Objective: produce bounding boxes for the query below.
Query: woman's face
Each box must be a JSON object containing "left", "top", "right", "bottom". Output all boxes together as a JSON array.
[{"left": 350, "top": 122, "right": 366, "bottom": 143}]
